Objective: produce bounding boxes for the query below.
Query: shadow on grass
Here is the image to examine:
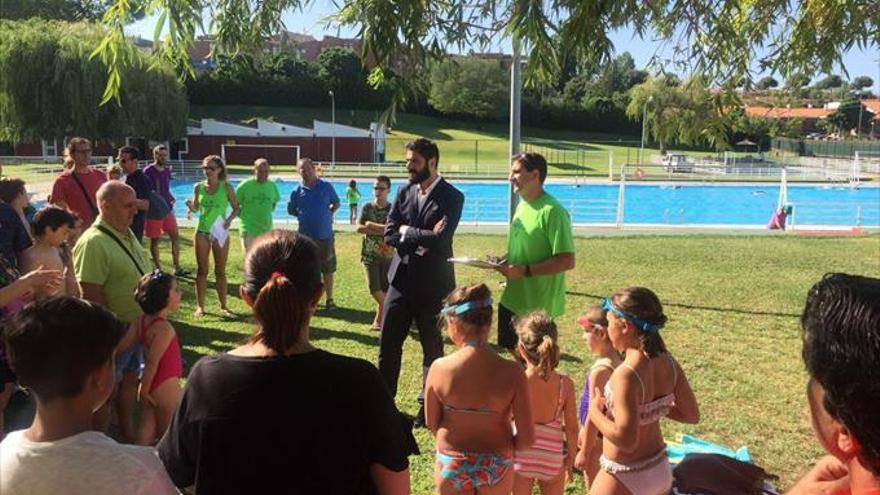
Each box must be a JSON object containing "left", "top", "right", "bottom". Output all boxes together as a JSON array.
[
  {"left": 524, "top": 138, "right": 605, "bottom": 152},
  {"left": 320, "top": 306, "right": 376, "bottom": 326},
  {"left": 549, "top": 162, "right": 595, "bottom": 172},
  {"left": 174, "top": 319, "right": 247, "bottom": 373},
  {"left": 566, "top": 291, "right": 800, "bottom": 318},
  {"left": 310, "top": 325, "right": 380, "bottom": 346}
]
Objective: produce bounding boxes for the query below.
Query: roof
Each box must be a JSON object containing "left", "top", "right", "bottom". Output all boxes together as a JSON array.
[
  {"left": 744, "top": 106, "right": 832, "bottom": 119},
  {"left": 862, "top": 99, "right": 880, "bottom": 115}
]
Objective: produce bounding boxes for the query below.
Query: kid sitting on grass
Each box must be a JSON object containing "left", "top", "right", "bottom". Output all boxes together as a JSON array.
[
  {"left": 573, "top": 305, "right": 622, "bottom": 490},
  {"left": 21, "top": 206, "right": 79, "bottom": 298},
  {"left": 133, "top": 270, "right": 183, "bottom": 446},
  {"left": 0, "top": 296, "right": 177, "bottom": 494},
  {"left": 512, "top": 311, "right": 578, "bottom": 495},
  {"left": 425, "top": 283, "right": 535, "bottom": 495},
  {"left": 588, "top": 287, "right": 699, "bottom": 495}
]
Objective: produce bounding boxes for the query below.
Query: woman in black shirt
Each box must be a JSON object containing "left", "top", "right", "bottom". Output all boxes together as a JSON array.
[{"left": 158, "top": 230, "right": 417, "bottom": 494}]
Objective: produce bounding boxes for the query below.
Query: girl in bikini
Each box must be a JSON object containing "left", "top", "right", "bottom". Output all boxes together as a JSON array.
[
  {"left": 512, "top": 311, "right": 578, "bottom": 495},
  {"left": 574, "top": 305, "right": 622, "bottom": 490},
  {"left": 425, "top": 283, "right": 535, "bottom": 495},
  {"left": 133, "top": 269, "right": 183, "bottom": 446},
  {"left": 589, "top": 287, "right": 700, "bottom": 495}
]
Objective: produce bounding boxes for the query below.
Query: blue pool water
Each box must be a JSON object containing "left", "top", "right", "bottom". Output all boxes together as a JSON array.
[{"left": 170, "top": 179, "right": 880, "bottom": 227}]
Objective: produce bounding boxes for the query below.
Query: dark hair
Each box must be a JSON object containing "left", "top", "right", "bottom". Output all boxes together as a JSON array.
[
  {"left": 443, "top": 283, "right": 493, "bottom": 334},
  {"left": 32, "top": 205, "right": 75, "bottom": 238},
  {"left": 0, "top": 177, "right": 26, "bottom": 203},
  {"left": 118, "top": 145, "right": 139, "bottom": 161},
  {"left": 611, "top": 287, "right": 668, "bottom": 357},
  {"left": 134, "top": 270, "right": 176, "bottom": 315},
  {"left": 583, "top": 305, "right": 609, "bottom": 328},
  {"left": 406, "top": 138, "right": 440, "bottom": 168},
  {"left": 203, "top": 155, "right": 227, "bottom": 181},
  {"left": 514, "top": 152, "right": 548, "bottom": 183},
  {"left": 802, "top": 273, "right": 880, "bottom": 474},
  {"left": 516, "top": 311, "right": 560, "bottom": 380},
  {"left": 2, "top": 296, "right": 125, "bottom": 402},
  {"left": 376, "top": 175, "right": 391, "bottom": 188},
  {"left": 348, "top": 179, "right": 357, "bottom": 188},
  {"left": 242, "top": 230, "right": 323, "bottom": 354}
]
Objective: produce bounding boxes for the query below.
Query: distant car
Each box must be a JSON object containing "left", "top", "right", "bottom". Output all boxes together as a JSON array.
[{"left": 662, "top": 154, "right": 694, "bottom": 173}]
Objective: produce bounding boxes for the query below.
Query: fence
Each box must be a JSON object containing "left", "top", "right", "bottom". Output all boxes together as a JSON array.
[{"left": 772, "top": 137, "right": 880, "bottom": 159}]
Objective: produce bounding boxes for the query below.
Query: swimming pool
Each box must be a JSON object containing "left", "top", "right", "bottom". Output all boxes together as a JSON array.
[{"left": 170, "top": 179, "right": 880, "bottom": 228}]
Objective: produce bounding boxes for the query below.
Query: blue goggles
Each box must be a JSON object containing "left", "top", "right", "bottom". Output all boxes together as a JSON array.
[
  {"left": 601, "top": 297, "right": 664, "bottom": 333},
  {"left": 440, "top": 297, "right": 493, "bottom": 317}
]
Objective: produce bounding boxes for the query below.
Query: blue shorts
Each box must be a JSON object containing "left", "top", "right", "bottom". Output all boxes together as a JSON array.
[{"left": 114, "top": 342, "right": 143, "bottom": 383}]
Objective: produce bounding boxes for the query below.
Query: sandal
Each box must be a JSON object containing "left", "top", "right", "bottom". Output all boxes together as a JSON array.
[{"left": 219, "top": 308, "right": 236, "bottom": 319}]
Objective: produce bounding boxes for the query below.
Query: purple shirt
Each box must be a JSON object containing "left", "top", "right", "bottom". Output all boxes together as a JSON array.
[{"left": 144, "top": 163, "right": 174, "bottom": 205}]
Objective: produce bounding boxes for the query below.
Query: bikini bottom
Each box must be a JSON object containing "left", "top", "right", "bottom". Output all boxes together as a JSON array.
[
  {"left": 600, "top": 449, "right": 672, "bottom": 495},
  {"left": 436, "top": 448, "right": 513, "bottom": 492}
]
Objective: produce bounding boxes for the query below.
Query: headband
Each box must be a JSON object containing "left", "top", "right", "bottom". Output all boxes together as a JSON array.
[
  {"left": 440, "top": 297, "right": 493, "bottom": 317},
  {"left": 601, "top": 297, "right": 664, "bottom": 333}
]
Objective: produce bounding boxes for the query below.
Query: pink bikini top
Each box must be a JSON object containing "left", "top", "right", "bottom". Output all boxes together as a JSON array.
[{"left": 604, "top": 354, "right": 677, "bottom": 426}]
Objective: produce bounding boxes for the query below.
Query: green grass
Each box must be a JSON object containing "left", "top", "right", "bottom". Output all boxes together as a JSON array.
[
  {"left": 191, "top": 105, "right": 763, "bottom": 179},
  {"left": 149, "top": 228, "right": 879, "bottom": 494}
]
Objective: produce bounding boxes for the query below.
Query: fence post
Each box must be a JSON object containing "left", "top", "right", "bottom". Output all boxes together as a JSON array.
[
  {"left": 856, "top": 205, "right": 862, "bottom": 228},
  {"left": 474, "top": 200, "right": 480, "bottom": 227},
  {"left": 615, "top": 165, "right": 626, "bottom": 228},
  {"left": 474, "top": 140, "right": 479, "bottom": 176},
  {"left": 608, "top": 150, "right": 613, "bottom": 181}
]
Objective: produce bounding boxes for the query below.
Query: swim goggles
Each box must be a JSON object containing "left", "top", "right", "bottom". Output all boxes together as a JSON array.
[
  {"left": 440, "top": 297, "right": 493, "bottom": 317},
  {"left": 601, "top": 297, "right": 664, "bottom": 333}
]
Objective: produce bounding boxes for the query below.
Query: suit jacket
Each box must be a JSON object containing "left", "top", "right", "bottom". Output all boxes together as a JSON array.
[{"left": 384, "top": 177, "right": 464, "bottom": 305}]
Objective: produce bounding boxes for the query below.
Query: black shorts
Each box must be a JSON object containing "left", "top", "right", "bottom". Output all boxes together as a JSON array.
[
  {"left": 314, "top": 237, "right": 337, "bottom": 274},
  {"left": 497, "top": 303, "right": 518, "bottom": 349}
]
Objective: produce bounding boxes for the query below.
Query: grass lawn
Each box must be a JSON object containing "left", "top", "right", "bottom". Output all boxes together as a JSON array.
[
  {"left": 191, "top": 105, "right": 760, "bottom": 179},
  {"left": 146, "top": 228, "right": 879, "bottom": 493}
]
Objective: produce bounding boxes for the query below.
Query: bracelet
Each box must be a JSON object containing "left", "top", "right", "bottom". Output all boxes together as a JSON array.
[{"left": 524, "top": 264, "right": 532, "bottom": 277}]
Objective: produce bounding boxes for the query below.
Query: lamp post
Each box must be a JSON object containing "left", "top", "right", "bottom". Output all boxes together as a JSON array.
[
  {"left": 328, "top": 90, "right": 336, "bottom": 167},
  {"left": 639, "top": 95, "right": 654, "bottom": 165}
]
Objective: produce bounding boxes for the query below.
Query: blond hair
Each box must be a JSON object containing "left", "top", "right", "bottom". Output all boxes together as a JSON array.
[{"left": 515, "top": 311, "right": 560, "bottom": 380}]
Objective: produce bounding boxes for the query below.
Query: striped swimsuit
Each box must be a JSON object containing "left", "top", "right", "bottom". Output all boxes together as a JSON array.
[{"left": 514, "top": 375, "right": 568, "bottom": 480}]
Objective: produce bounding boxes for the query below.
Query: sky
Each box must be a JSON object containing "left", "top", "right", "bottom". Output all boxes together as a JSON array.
[{"left": 126, "top": 4, "right": 880, "bottom": 93}]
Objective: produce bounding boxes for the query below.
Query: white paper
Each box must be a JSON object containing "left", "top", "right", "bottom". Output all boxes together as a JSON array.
[
  {"left": 210, "top": 217, "right": 229, "bottom": 246},
  {"left": 447, "top": 257, "right": 502, "bottom": 270}
]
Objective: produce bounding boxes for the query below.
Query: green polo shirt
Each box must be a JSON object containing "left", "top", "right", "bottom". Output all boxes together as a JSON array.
[
  {"left": 500, "top": 192, "right": 575, "bottom": 317},
  {"left": 73, "top": 217, "right": 150, "bottom": 323}
]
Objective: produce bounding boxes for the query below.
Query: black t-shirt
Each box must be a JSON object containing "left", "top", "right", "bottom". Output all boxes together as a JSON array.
[
  {"left": 157, "top": 349, "right": 418, "bottom": 494},
  {"left": 124, "top": 169, "right": 153, "bottom": 240}
]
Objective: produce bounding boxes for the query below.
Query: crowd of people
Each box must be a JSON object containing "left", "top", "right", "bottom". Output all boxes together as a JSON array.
[{"left": 0, "top": 136, "right": 877, "bottom": 495}]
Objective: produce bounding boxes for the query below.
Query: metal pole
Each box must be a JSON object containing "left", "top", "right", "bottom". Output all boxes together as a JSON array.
[
  {"left": 639, "top": 96, "right": 652, "bottom": 165},
  {"left": 329, "top": 90, "right": 336, "bottom": 167},
  {"left": 508, "top": 42, "right": 522, "bottom": 223}
]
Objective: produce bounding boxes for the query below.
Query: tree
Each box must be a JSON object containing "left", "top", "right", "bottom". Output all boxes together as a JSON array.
[
  {"left": 428, "top": 57, "right": 508, "bottom": 120},
  {"left": 626, "top": 76, "right": 729, "bottom": 154},
  {"left": 825, "top": 98, "right": 871, "bottom": 135},
  {"left": 755, "top": 76, "right": 779, "bottom": 90},
  {"left": 785, "top": 74, "right": 811, "bottom": 89},
  {"left": 814, "top": 75, "right": 843, "bottom": 90},
  {"left": 851, "top": 76, "right": 874, "bottom": 91},
  {"left": 93, "top": 1, "right": 878, "bottom": 109},
  {"left": 0, "top": 0, "right": 110, "bottom": 21},
  {"left": 0, "top": 19, "right": 187, "bottom": 142},
  {"left": 317, "top": 47, "right": 381, "bottom": 108}
]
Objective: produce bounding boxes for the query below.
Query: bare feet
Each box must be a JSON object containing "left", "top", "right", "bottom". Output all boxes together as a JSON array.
[{"left": 194, "top": 307, "right": 205, "bottom": 317}]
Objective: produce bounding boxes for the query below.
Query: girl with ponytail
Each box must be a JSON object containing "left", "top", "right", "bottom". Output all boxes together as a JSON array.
[
  {"left": 513, "top": 311, "right": 578, "bottom": 495},
  {"left": 157, "top": 230, "right": 417, "bottom": 495}
]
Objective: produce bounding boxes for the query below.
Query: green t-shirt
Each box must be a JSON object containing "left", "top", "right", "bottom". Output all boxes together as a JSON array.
[
  {"left": 500, "top": 192, "right": 575, "bottom": 317},
  {"left": 235, "top": 178, "right": 280, "bottom": 236},
  {"left": 345, "top": 186, "right": 361, "bottom": 205},
  {"left": 73, "top": 218, "right": 151, "bottom": 323}
]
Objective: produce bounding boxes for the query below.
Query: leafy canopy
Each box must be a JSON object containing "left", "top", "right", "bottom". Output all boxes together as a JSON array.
[{"left": 94, "top": 0, "right": 879, "bottom": 105}]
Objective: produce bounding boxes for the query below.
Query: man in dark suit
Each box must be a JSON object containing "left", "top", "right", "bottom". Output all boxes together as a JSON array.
[{"left": 379, "top": 138, "right": 464, "bottom": 427}]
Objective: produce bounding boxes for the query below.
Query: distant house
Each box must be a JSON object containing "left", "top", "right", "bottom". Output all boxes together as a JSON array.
[{"left": 744, "top": 105, "right": 833, "bottom": 133}]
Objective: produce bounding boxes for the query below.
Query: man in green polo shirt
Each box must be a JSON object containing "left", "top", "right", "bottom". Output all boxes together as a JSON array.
[
  {"left": 73, "top": 181, "right": 150, "bottom": 440},
  {"left": 235, "top": 158, "right": 280, "bottom": 253},
  {"left": 494, "top": 152, "right": 576, "bottom": 354}
]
